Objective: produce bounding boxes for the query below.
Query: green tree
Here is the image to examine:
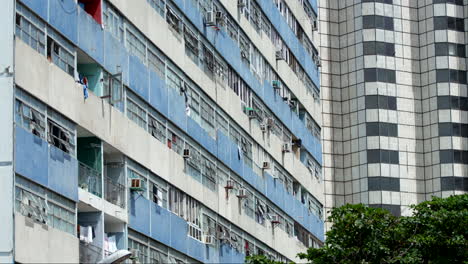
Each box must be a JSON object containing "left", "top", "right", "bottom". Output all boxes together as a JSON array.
[
  {"left": 245, "top": 254, "right": 286, "bottom": 264},
  {"left": 297, "top": 194, "right": 468, "bottom": 264}
]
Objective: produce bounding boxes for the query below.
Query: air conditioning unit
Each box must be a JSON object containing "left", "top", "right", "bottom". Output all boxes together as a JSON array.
[
  {"left": 311, "top": 19, "right": 318, "bottom": 31},
  {"left": 225, "top": 179, "right": 234, "bottom": 189},
  {"left": 282, "top": 143, "right": 292, "bottom": 153},
  {"left": 260, "top": 123, "right": 267, "bottom": 132},
  {"left": 271, "top": 215, "right": 280, "bottom": 224},
  {"left": 266, "top": 118, "right": 275, "bottom": 127},
  {"left": 247, "top": 109, "right": 256, "bottom": 119},
  {"left": 205, "top": 11, "right": 216, "bottom": 26},
  {"left": 314, "top": 54, "right": 322, "bottom": 67},
  {"left": 129, "top": 249, "right": 139, "bottom": 260},
  {"left": 262, "top": 161, "right": 271, "bottom": 170},
  {"left": 237, "top": 188, "right": 247, "bottom": 198},
  {"left": 205, "top": 235, "right": 216, "bottom": 245},
  {"left": 275, "top": 50, "right": 284, "bottom": 61},
  {"left": 272, "top": 80, "right": 281, "bottom": 90},
  {"left": 183, "top": 148, "right": 191, "bottom": 159},
  {"left": 312, "top": 92, "right": 319, "bottom": 100},
  {"left": 238, "top": 0, "right": 247, "bottom": 8},
  {"left": 130, "top": 178, "right": 143, "bottom": 191}
]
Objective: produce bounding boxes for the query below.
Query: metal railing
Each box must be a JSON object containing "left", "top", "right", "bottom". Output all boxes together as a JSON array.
[
  {"left": 78, "top": 162, "right": 102, "bottom": 197},
  {"left": 79, "top": 241, "right": 103, "bottom": 264},
  {"left": 104, "top": 176, "right": 125, "bottom": 208}
]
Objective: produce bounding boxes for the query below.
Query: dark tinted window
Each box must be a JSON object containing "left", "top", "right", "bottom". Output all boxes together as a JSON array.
[
  {"left": 441, "top": 177, "right": 468, "bottom": 191},
  {"left": 437, "top": 43, "right": 467, "bottom": 57},
  {"left": 367, "top": 122, "right": 398, "bottom": 137},
  {"left": 433, "top": 0, "right": 464, "bottom": 5},
  {"left": 363, "top": 15, "right": 394, "bottom": 30},
  {"left": 369, "top": 204, "right": 401, "bottom": 216},
  {"left": 438, "top": 96, "right": 468, "bottom": 111},
  {"left": 440, "top": 150, "right": 468, "bottom": 164},
  {"left": 368, "top": 177, "right": 400, "bottom": 192},
  {"left": 367, "top": 149, "right": 399, "bottom": 164},
  {"left": 364, "top": 68, "right": 396, "bottom": 83},
  {"left": 365, "top": 95, "right": 397, "bottom": 110},
  {"left": 362, "top": 0, "right": 393, "bottom": 3},
  {"left": 436, "top": 69, "right": 467, "bottom": 84},
  {"left": 434, "top": 16, "right": 465, "bottom": 32}
]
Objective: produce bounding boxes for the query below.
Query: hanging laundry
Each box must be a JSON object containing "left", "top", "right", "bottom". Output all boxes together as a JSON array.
[
  {"left": 185, "top": 106, "right": 191, "bottom": 116},
  {"left": 237, "top": 145, "right": 243, "bottom": 160},
  {"left": 107, "top": 235, "right": 117, "bottom": 253},
  {"left": 82, "top": 76, "right": 89, "bottom": 100}
]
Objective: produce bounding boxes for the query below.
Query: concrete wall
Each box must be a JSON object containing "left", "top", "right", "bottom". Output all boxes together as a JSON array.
[
  {"left": 15, "top": 214, "right": 79, "bottom": 263},
  {"left": 0, "top": 0, "right": 14, "bottom": 262}
]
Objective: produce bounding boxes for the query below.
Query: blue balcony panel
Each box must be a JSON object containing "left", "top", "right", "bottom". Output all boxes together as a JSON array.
[
  {"left": 19, "top": 0, "right": 48, "bottom": 21},
  {"left": 48, "top": 0, "right": 78, "bottom": 44},
  {"left": 129, "top": 193, "right": 151, "bottom": 236},
  {"left": 77, "top": 8, "right": 104, "bottom": 65}
]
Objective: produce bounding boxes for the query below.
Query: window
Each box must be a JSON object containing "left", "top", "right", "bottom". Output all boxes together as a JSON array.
[
  {"left": 216, "top": 112, "right": 229, "bottom": 135},
  {"left": 435, "top": 43, "right": 466, "bottom": 58},
  {"left": 148, "top": 115, "right": 166, "bottom": 143},
  {"left": 15, "top": 176, "right": 76, "bottom": 235},
  {"left": 440, "top": 177, "right": 468, "bottom": 191},
  {"left": 369, "top": 204, "right": 401, "bottom": 216},
  {"left": 167, "top": 130, "right": 183, "bottom": 155},
  {"left": 365, "top": 95, "right": 397, "bottom": 110},
  {"left": 201, "top": 99, "right": 215, "bottom": 138},
  {"left": 243, "top": 189, "right": 255, "bottom": 218},
  {"left": 433, "top": 0, "right": 463, "bottom": 4},
  {"left": 362, "top": 15, "right": 394, "bottom": 30},
  {"left": 368, "top": 177, "right": 400, "bottom": 191},
  {"left": 436, "top": 69, "right": 467, "bottom": 84},
  {"left": 184, "top": 26, "right": 199, "bottom": 63},
  {"left": 364, "top": 68, "right": 396, "bottom": 83},
  {"left": 186, "top": 144, "right": 202, "bottom": 182},
  {"left": 126, "top": 94, "right": 147, "bottom": 129},
  {"left": 127, "top": 166, "right": 147, "bottom": 197},
  {"left": 15, "top": 99, "right": 45, "bottom": 139},
  {"left": 16, "top": 4, "right": 46, "bottom": 55},
  {"left": 166, "top": 69, "right": 183, "bottom": 91},
  {"left": 148, "top": 0, "right": 166, "bottom": 17},
  {"left": 437, "top": 96, "right": 468, "bottom": 111},
  {"left": 126, "top": 26, "right": 147, "bottom": 63},
  {"left": 148, "top": 47, "right": 166, "bottom": 78},
  {"left": 366, "top": 122, "right": 398, "bottom": 137},
  {"left": 166, "top": 6, "right": 181, "bottom": 33},
  {"left": 439, "top": 123, "right": 468, "bottom": 137},
  {"left": 149, "top": 248, "right": 168, "bottom": 264},
  {"left": 47, "top": 30, "right": 75, "bottom": 76},
  {"left": 103, "top": 4, "right": 124, "bottom": 42},
  {"left": 363, "top": 41, "right": 395, "bottom": 56},
  {"left": 367, "top": 149, "right": 399, "bottom": 164},
  {"left": 169, "top": 187, "right": 184, "bottom": 216},
  {"left": 128, "top": 238, "right": 148, "bottom": 263},
  {"left": 362, "top": 0, "right": 393, "bottom": 3},
  {"left": 149, "top": 176, "right": 168, "bottom": 208},
  {"left": 434, "top": 16, "right": 465, "bottom": 32},
  {"left": 202, "top": 157, "right": 217, "bottom": 191},
  {"left": 440, "top": 150, "right": 468, "bottom": 164},
  {"left": 47, "top": 118, "right": 75, "bottom": 156}
]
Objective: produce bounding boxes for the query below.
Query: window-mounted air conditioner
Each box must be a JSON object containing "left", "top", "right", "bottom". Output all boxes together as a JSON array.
[
  {"left": 247, "top": 109, "right": 256, "bottom": 119},
  {"left": 271, "top": 215, "right": 280, "bottom": 224},
  {"left": 311, "top": 20, "right": 318, "bottom": 31},
  {"left": 262, "top": 161, "right": 271, "bottom": 170},
  {"left": 205, "top": 11, "right": 216, "bottom": 26},
  {"left": 272, "top": 80, "right": 281, "bottom": 90},
  {"left": 237, "top": 188, "right": 247, "bottom": 198},
  {"left": 183, "top": 148, "right": 191, "bottom": 159},
  {"left": 225, "top": 179, "right": 234, "bottom": 189},
  {"left": 292, "top": 139, "right": 302, "bottom": 148},
  {"left": 130, "top": 178, "right": 143, "bottom": 191},
  {"left": 314, "top": 54, "right": 322, "bottom": 67},
  {"left": 282, "top": 143, "right": 292, "bottom": 153},
  {"left": 288, "top": 99, "right": 297, "bottom": 108}
]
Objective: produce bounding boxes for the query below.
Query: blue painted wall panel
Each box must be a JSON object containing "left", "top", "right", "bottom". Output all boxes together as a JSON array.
[
  {"left": 48, "top": 0, "right": 78, "bottom": 44},
  {"left": 167, "top": 88, "right": 187, "bottom": 132},
  {"left": 77, "top": 8, "right": 104, "bottom": 65},
  {"left": 229, "top": 140, "right": 243, "bottom": 177},
  {"left": 19, "top": 0, "right": 48, "bottom": 21},
  {"left": 129, "top": 194, "right": 151, "bottom": 236},
  {"left": 187, "top": 238, "right": 205, "bottom": 262},
  {"left": 150, "top": 203, "right": 171, "bottom": 245},
  {"left": 15, "top": 127, "right": 48, "bottom": 187},
  {"left": 232, "top": 249, "right": 246, "bottom": 264},
  {"left": 216, "top": 131, "right": 230, "bottom": 166},
  {"left": 170, "top": 213, "right": 188, "bottom": 253},
  {"left": 205, "top": 246, "right": 220, "bottom": 264},
  {"left": 149, "top": 71, "right": 168, "bottom": 117},
  {"left": 103, "top": 32, "right": 129, "bottom": 85},
  {"left": 48, "top": 145, "right": 78, "bottom": 201},
  {"left": 129, "top": 55, "right": 150, "bottom": 101},
  {"left": 218, "top": 244, "right": 232, "bottom": 263}
]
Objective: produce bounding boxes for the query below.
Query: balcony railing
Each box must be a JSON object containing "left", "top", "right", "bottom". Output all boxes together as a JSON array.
[
  {"left": 79, "top": 162, "right": 102, "bottom": 197},
  {"left": 79, "top": 241, "right": 102, "bottom": 264},
  {"left": 104, "top": 176, "right": 125, "bottom": 208}
]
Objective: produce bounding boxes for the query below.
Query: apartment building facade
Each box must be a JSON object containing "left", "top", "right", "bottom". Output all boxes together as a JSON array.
[
  {"left": 0, "top": 0, "right": 324, "bottom": 263},
  {"left": 320, "top": 0, "right": 468, "bottom": 218}
]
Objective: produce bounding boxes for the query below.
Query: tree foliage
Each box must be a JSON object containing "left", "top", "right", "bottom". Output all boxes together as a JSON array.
[
  {"left": 297, "top": 194, "right": 468, "bottom": 264},
  {"left": 245, "top": 254, "right": 287, "bottom": 264}
]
